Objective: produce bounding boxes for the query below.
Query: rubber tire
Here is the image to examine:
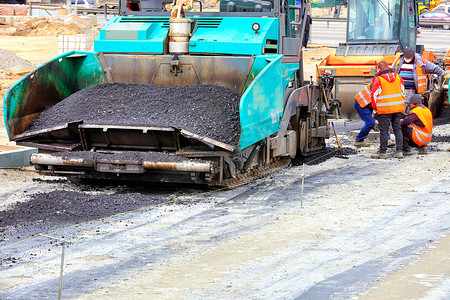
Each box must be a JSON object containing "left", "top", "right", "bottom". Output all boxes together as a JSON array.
[{"left": 443, "top": 24, "right": 450, "bottom": 30}]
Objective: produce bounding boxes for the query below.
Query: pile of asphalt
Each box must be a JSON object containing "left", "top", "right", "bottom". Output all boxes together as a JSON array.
[
  {"left": 0, "top": 190, "right": 173, "bottom": 238},
  {"left": 28, "top": 83, "right": 242, "bottom": 147}
]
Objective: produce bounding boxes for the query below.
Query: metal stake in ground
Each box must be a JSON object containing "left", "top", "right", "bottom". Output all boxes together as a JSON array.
[
  {"left": 39, "top": 234, "right": 66, "bottom": 300},
  {"left": 301, "top": 163, "right": 306, "bottom": 208}
]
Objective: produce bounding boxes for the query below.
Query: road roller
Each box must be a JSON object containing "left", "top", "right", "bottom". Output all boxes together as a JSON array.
[{"left": 317, "top": 0, "right": 445, "bottom": 118}]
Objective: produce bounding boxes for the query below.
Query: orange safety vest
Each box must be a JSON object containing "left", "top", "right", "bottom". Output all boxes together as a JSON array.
[
  {"left": 409, "top": 106, "right": 433, "bottom": 146},
  {"left": 394, "top": 58, "right": 428, "bottom": 94},
  {"left": 375, "top": 74, "right": 405, "bottom": 114},
  {"left": 355, "top": 83, "right": 372, "bottom": 108}
]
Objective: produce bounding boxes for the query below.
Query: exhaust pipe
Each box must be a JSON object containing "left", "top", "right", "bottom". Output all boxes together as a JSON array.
[
  {"left": 31, "top": 153, "right": 212, "bottom": 173},
  {"left": 142, "top": 161, "right": 212, "bottom": 172},
  {"left": 30, "top": 153, "right": 94, "bottom": 167}
]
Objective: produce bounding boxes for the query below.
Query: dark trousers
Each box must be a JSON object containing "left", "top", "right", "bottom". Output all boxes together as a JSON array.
[
  {"left": 302, "top": 30, "right": 310, "bottom": 48},
  {"left": 354, "top": 101, "right": 375, "bottom": 142},
  {"left": 378, "top": 113, "right": 403, "bottom": 153},
  {"left": 402, "top": 126, "right": 420, "bottom": 150}
]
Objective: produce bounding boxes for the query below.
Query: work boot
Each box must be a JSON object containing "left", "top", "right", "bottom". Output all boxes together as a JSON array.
[
  {"left": 394, "top": 151, "right": 404, "bottom": 159},
  {"left": 354, "top": 141, "right": 371, "bottom": 147},
  {"left": 418, "top": 145, "right": 428, "bottom": 155},
  {"left": 403, "top": 150, "right": 413, "bottom": 156},
  {"left": 371, "top": 152, "right": 387, "bottom": 159}
]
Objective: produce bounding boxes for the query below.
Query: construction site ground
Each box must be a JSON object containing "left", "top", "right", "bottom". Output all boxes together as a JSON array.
[{"left": 1, "top": 35, "right": 449, "bottom": 299}]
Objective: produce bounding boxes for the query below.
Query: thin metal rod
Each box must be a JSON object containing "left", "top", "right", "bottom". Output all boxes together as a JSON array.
[
  {"left": 39, "top": 234, "right": 66, "bottom": 300},
  {"left": 58, "top": 241, "right": 65, "bottom": 300},
  {"left": 301, "top": 163, "right": 305, "bottom": 208}
]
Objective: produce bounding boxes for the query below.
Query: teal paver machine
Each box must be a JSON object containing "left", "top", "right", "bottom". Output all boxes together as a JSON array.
[{"left": 4, "top": 0, "right": 330, "bottom": 185}]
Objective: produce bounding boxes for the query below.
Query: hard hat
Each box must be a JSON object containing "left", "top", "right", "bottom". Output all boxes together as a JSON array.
[
  {"left": 403, "top": 48, "right": 415, "bottom": 58},
  {"left": 409, "top": 94, "right": 422, "bottom": 105}
]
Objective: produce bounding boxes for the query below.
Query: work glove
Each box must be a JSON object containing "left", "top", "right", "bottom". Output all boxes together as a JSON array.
[
  {"left": 372, "top": 110, "right": 377, "bottom": 118},
  {"left": 445, "top": 73, "right": 450, "bottom": 80}
]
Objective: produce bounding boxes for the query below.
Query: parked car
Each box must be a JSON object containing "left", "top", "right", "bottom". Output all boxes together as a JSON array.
[
  {"left": 0, "top": 0, "right": 25, "bottom": 3},
  {"left": 431, "top": 4, "right": 450, "bottom": 13},
  {"left": 419, "top": 10, "right": 450, "bottom": 29},
  {"left": 97, "top": 0, "right": 119, "bottom": 9},
  {"left": 71, "top": 0, "right": 95, "bottom": 9}
]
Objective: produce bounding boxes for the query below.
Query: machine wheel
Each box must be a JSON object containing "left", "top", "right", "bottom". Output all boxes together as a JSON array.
[
  {"left": 428, "top": 90, "right": 444, "bottom": 118},
  {"left": 443, "top": 24, "right": 450, "bottom": 30}
]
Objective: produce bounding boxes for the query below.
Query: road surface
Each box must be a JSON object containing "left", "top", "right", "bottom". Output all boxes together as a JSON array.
[{"left": 1, "top": 120, "right": 449, "bottom": 299}]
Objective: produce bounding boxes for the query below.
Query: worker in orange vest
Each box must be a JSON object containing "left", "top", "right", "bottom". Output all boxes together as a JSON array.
[
  {"left": 392, "top": 47, "right": 449, "bottom": 112},
  {"left": 354, "top": 83, "right": 375, "bottom": 147},
  {"left": 370, "top": 61, "right": 405, "bottom": 159},
  {"left": 401, "top": 94, "right": 433, "bottom": 155},
  {"left": 354, "top": 83, "right": 395, "bottom": 148}
]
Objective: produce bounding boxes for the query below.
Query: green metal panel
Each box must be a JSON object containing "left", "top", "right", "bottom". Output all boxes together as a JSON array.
[
  {"left": 3, "top": 51, "right": 105, "bottom": 139},
  {"left": 95, "top": 16, "right": 169, "bottom": 53},
  {"left": 104, "top": 22, "right": 151, "bottom": 40},
  {"left": 242, "top": 56, "right": 272, "bottom": 92},
  {"left": 0, "top": 147, "right": 38, "bottom": 168},
  {"left": 239, "top": 55, "right": 284, "bottom": 150},
  {"left": 281, "top": 62, "right": 299, "bottom": 90},
  {"left": 94, "top": 16, "right": 278, "bottom": 55},
  {"left": 189, "top": 17, "right": 279, "bottom": 55}
]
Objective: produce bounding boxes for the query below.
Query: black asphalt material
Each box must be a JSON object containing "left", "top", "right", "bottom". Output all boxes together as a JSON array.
[
  {"left": 291, "top": 147, "right": 356, "bottom": 166},
  {"left": 0, "top": 190, "right": 172, "bottom": 235},
  {"left": 431, "top": 135, "right": 450, "bottom": 143},
  {"left": 434, "top": 105, "right": 450, "bottom": 126},
  {"left": 28, "top": 83, "right": 242, "bottom": 147},
  {"left": 418, "top": 105, "right": 449, "bottom": 151},
  {"left": 54, "top": 151, "right": 194, "bottom": 162}
]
